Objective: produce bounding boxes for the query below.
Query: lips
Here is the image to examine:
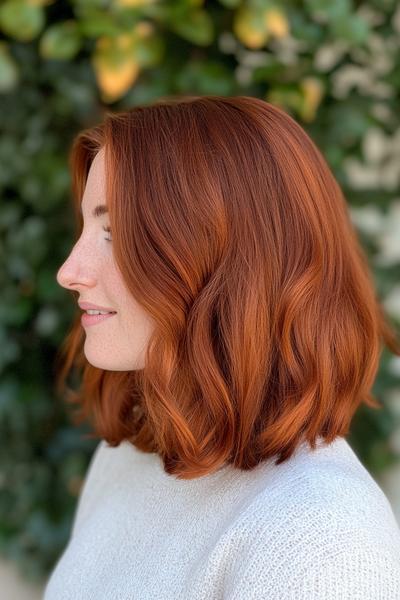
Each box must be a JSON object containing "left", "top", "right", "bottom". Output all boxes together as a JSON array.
[
  {"left": 78, "top": 301, "right": 116, "bottom": 313},
  {"left": 81, "top": 312, "right": 116, "bottom": 328}
]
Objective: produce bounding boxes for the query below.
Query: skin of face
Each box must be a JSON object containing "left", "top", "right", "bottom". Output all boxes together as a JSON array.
[{"left": 56, "top": 147, "right": 155, "bottom": 371}]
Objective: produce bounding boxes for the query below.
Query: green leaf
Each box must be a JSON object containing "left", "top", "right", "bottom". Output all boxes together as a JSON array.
[
  {"left": 39, "top": 21, "right": 83, "bottom": 61},
  {"left": 0, "top": 41, "right": 19, "bottom": 92},
  {"left": 0, "top": 0, "right": 45, "bottom": 42},
  {"left": 217, "top": 0, "right": 241, "bottom": 7},
  {"left": 176, "top": 60, "right": 235, "bottom": 95},
  {"left": 171, "top": 9, "right": 214, "bottom": 46},
  {"left": 71, "top": 0, "right": 111, "bottom": 8},
  {"left": 330, "top": 14, "right": 370, "bottom": 44},
  {"left": 78, "top": 10, "right": 121, "bottom": 37},
  {"left": 305, "top": 0, "right": 351, "bottom": 21},
  {"left": 132, "top": 34, "right": 164, "bottom": 68}
]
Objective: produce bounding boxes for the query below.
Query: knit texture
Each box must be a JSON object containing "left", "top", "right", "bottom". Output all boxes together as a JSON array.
[{"left": 43, "top": 435, "right": 400, "bottom": 599}]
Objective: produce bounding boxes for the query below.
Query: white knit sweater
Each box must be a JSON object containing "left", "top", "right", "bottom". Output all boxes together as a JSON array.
[{"left": 43, "top": 435, "right": 400, "bottom": 599}]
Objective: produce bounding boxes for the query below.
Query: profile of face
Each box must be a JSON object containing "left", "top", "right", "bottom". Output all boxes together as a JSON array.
[{"left": 56, "top": 147, "right": 155, "bottom": 371}]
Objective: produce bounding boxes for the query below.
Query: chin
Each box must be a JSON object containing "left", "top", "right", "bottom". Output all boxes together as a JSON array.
[
  {"left": 84, "top": 356, "right": 115, "bottom": 370},
  {"left": 82, "top": 344, "right": 115, "bottom": 370},
  {"left": 83, "top": 336, "right": 148, "bottom": 371},
  {"left": 83, "top": 349, "right": 141, "bottom": 371}
]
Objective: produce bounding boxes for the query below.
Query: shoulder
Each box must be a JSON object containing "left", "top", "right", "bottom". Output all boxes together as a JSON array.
[
  {"left": 234, "top": 436, "right": 399, "bottom": 546},
  {"left": 222, "top": 436, "right": 400, "bottom": 599}
]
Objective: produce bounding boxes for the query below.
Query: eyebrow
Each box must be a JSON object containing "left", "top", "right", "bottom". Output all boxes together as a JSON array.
[{"left": 80, "top": 204, "right": 108, "bottom": 218}]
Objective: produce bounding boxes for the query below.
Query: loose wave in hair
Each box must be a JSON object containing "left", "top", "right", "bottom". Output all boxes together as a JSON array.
[{"left": 54, "top": 95, "right": 400, "bottom": 480}]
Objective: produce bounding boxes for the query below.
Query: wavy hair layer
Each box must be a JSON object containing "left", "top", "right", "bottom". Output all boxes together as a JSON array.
[{"left": 55, "top": 95, "right": 400, "bottom": 479}]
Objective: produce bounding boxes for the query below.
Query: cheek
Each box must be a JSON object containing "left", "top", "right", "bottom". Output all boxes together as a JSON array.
[
  {"left": 107, "top": 268, "right": 130, "bottom": 305},
  {"left": 104, "top": 267, "right": 139, "bottom": 320},
  {"left": 116, "top": 282, "right": 155, "bottom": 335},
  {"left": 105, "top": 262, "right": 155, "bottom": 330}
]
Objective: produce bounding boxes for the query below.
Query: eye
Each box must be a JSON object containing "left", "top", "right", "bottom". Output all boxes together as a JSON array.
[{"left": 102, "top": 226, "right": 112, "bottom": 242}]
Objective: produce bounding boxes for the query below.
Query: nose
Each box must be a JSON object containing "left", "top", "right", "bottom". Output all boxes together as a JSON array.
[{"left": 56, "top": 244, "right": 96, "bottom": 291}]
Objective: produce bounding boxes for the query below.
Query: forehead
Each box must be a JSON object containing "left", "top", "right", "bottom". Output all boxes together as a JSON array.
[{"left": 80, "top": 148, "right": 107, "bottom": 217}]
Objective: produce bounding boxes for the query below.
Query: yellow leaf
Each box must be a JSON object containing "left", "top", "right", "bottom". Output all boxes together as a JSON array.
[
  {"left": 233, "top": 7, "right": 269, "bottom": 49},
  {"left": 299, "top": 77, "right": 325, "bottom": 122},
  {"left": 92, "top": 52, "right": 140, "bottom": 103},
  {"left": 113, "top": 0, "right": 158, "bottom": 7},
  {"left": 97, "top": 32, "right": 134, "bottom": 54},
  {"left": 263, "top": 8, "right": 289, "bottom": 39},
  {"left": 116, "top": 32, "right": 135, "bottom": 49}
]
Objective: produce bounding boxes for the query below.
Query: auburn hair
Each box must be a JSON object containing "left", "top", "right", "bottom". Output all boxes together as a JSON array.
[{"left": 54, "top": 94, "right": 400, "bottom": 480}]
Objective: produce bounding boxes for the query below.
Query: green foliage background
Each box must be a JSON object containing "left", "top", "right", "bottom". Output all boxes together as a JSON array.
[{"left": 1, "top": 0, "right": 400, "bottom": 585}]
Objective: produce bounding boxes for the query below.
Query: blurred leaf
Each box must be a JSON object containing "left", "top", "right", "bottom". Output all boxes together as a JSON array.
[
  {"left": 217, "top": 0, "right": 241, "bottom": 7},
  {"left": 233, "top": 6, "right": 269, "bottom": 49},
  {"left": 170, "top": 9, "right": 214, "bottom": 46},
  {"left": 330, "top": 14, "right": 370, "bottom": 44},
  {"left": 78, "top": 9, "right": 121, "bottom": 37},
  {"left": 176, "top": 59, "right": 236, "bottom": 95},
  {"left": 266, "top": 85, "right": 304, "bottom": 116},
  {"left": 0, "top": 41, "right": 19, "bottom": 92},
  {"left": 299, "top": 76, "right": 325, "bottom": 122},
  {"left": 304, "top": 0, "right": 351, "bottom": 21},
  {"left": 113, "top": 0, "right": 159, "bottom": 6},
  {"left": 131, "top": 23, "right": 164, "bottom": 68},
  {"left": 39, "top": 21, "right": 83, "bottom": 60},
  {"left": 92, "top": 34, "right": 141, "bottom": 102},
  {"left": 29, "top": 0, "right": 56, "bottom": 5},
  {"left": 72, "top": 0, "right": 112, "bottom": 7},
  {"left": 263, "top": 8, "right": 290, "bottom": 38},
  {"left": 0, "top": 0, "right": 45, "bottom": 41}
]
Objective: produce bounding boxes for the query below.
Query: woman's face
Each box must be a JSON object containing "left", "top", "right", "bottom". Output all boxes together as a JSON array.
[{"left": 56, "top": 147, "right": 155, "bottom": 371}]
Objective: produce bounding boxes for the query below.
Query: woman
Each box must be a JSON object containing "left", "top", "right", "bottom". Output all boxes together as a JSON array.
[{"left": 44, "top": 95, "right": 400, "bottom": 599}]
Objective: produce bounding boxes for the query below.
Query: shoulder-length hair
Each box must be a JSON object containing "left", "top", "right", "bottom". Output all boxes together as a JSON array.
[{"left": 55, "top": 94, "right": 400, "bottom": 480}]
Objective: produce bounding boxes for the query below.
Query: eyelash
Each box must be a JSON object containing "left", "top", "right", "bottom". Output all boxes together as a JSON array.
[{"left": 102, "top": 226, "right": 112, "bottom": 242}]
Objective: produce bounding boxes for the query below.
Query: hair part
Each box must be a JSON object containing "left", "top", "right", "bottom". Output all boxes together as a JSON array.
[{"left": 54, "top": 95, "right": 400, "bottom": 480}]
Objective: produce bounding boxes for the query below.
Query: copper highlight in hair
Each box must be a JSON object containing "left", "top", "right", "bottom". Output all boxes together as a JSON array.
[{"left": 54, "top": 95, "right": 400, "bottom": 480}]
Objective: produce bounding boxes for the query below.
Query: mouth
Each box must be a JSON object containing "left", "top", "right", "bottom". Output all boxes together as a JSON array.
[{"left": 81, "top": 312, "right": 116, "bottom": 327}]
